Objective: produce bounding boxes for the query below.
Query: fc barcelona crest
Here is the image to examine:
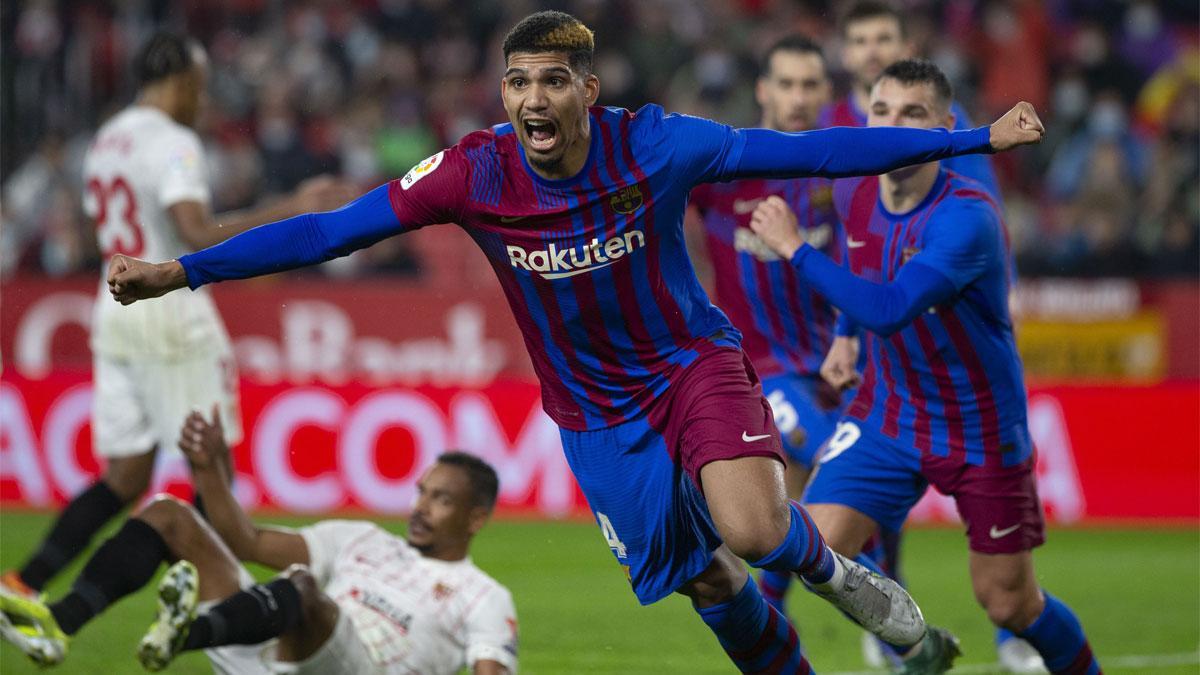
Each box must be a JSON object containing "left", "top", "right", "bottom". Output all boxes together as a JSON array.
[
  {"left": 902, "top": 246, "right": 921, "bottom": 264},
  {"left": 610, "top": 185, "right": 643, "bottom": 214},
  {"left": 810, "top": 184, "right": 833, "bottom": 208}
]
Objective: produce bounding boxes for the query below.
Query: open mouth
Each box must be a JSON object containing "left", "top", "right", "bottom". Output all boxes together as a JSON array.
[
  {"left": 408, "top": 515, "right": 431, "bottom": 537},
  {"left": 523, "top": 118, "right": 558, "bottom": 152}
]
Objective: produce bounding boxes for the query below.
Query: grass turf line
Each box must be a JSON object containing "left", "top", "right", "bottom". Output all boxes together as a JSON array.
[{"left": 0, "top": 511, "right": 1195, "bottom": 673}]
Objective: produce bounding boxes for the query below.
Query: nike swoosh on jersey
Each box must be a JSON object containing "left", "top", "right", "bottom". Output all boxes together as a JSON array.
[
  {"left": 847, "top": 237, "right": 867, "bottom": 249},
  {"left": 741, "top": 431, "right": 771, "bottom": 442},
  {"left": 989, "top": 524, "right": 1021, "bottom": 539},
  {"left": 499, "top": 215, "right": 526, "bottom": 223}
]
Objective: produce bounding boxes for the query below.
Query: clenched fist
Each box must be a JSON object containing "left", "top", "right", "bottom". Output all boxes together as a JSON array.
[
  {"left": 107, "top": 255, "right": 188, "bottom": 305},
  {"left": 988, "top": 101, "right": 1045, "bottom": 151},
  {"left": 749, "top": 196, "right": 805, "bottom": 260},
  {"left": 820, "top": 336, "right": 862, "bottom": 392}
]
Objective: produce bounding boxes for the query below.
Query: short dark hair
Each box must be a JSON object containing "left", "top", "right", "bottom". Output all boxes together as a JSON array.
[
  {"left": 438, "top": 451, "right": 500, "bottom": 511},
  {"left": 502, "top": 11, "right": 595, "bottom": 75},
  {"left": 842, "top": 1, "right": 905, "bottom": 38},
  {"left": 759, "top": 35, "right": 825, "bottom": 78},
  {"left": 134, "top": 32, "right": 200, "bottom": 87},
  {"left": 878, "top": 59, "right": 953, "bottom": 110}
]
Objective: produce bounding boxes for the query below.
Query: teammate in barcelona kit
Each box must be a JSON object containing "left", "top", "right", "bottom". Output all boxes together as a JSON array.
[
  {"left": 1, "top": 32, "right": 352, "bottom": 602},
  {"left": 103, "top": 12, "right": 1044, "bottom": 673},
  {"left": 1, "top": 409, "right": 517, "bottom": 674},
  {"left": 821, "top": 1, "right": 999, "bottom": 198},
  {"left": 687, "top": 35, "right": 846, "bottom": 619},
  {"left": 822, "top": 5, "right": 1044, "bottom": 669},
  {"left": 751, "top": 60, "right": 1100, "bottom": 675}
]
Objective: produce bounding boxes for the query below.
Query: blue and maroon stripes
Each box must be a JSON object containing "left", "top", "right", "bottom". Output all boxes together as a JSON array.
[
  {"left": 463, "top": 107, "right": 739, "bottom": 430},
  {"left": 818, "top": 97, "right": 867, "bottom": 129},
  {"left": 466, "top": 142, "right": 502, "bottom": 206},
  {"left": 838, "top": 170, "right": 1029, "bottom": 466},
  {"left": 1019, "top": 591, "right": 1101, "bottom": 675},
  {"left": 697, "top": 578, "right": 812, "bottom": 675},
  {"left": 692, "top": 176, "right": 839, "bottom": 379}
]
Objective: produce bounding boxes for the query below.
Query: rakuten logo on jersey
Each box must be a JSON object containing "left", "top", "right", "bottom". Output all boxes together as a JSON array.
[{"left": 507, "top": 230, "right": 646, "bottom": 280}]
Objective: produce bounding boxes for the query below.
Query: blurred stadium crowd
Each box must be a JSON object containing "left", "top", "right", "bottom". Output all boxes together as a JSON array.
[{"left": 2, "top": 0, "right": 1197, "bottom": 280}]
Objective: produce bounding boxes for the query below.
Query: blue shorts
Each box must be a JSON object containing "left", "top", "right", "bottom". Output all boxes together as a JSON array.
[
  {"left": 803, "top": 419, "right": 1045, "bottom": 554},
  {"left": 761, "top": 373, "right": 842, "bottom": 468},
  {"left": 560, "top": 347, "right": 784, "bottom": 605},
  {"left": 560, "top": 417, "right": 722, "bottom": 605}
]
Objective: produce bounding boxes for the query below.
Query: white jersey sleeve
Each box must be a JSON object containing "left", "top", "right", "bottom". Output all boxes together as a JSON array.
[
  {"left": 157, "top": 130, "right": 210, "bottom": 207},
  {"left": 299, "top": 520, "right": 381, "bottom": 587},
  {"left": 463, "top": 585, "right": 519, "bottom": 673}
]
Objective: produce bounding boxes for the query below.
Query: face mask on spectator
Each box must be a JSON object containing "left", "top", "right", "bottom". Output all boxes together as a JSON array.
[
  {"left": 1088, "top": 101, "right": 1126, "bottom": 138},
  {"left": 1053, "top": 79, "right": 1089, "bottom": 121},
  {"left": 1124, "top": 2, "right": 1161, "bottom": 40}
]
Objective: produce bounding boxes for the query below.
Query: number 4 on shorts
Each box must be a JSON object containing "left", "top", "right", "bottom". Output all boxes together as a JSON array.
[{"left": 596, "top": 512, "right": 627, "bottom": 559}]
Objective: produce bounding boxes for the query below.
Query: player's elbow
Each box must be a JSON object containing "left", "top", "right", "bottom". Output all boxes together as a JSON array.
[
  {"left": 860, "top": 297, "right": 924, "bottom": 337},
  {"left": 860, "top": 316, "right": 905, "bottom": 338},
  {"left": 223, "top": 526, "right": 266, "bottom": 563}
]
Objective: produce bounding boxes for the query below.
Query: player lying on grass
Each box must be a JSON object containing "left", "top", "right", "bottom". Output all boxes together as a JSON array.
[
  {"left": 0, "top": 409, "right": 517, "bottom": 674},
  {"left": 750, "top": 59, "right": 1099, "bottom": 675},
  {"left": 105, "top": 11, "right": 1044, "bottom": 673}
]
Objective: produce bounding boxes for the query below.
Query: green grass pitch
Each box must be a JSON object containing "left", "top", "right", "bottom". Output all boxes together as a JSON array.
[{"left": 1, "top": 510, "right": 1196, "bottom": 673}]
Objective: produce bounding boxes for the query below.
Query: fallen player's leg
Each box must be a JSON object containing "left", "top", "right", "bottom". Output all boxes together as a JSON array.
[
  {"left": 158, "top": 564, "right": 364, "bottom": 675},
  {"left": 0, "top": 494, "right": 243, "bottom": 667}
]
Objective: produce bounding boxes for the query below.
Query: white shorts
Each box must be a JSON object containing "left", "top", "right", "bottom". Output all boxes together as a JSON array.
[
  {"left": 205, "top": 609, "right": 378, "bottom": 675},
  {"left": 266, "top": 609, "right": 379, "bottom": 675},
  {"left": 92, "top": 351, "right": 242, "bottom": 458}
]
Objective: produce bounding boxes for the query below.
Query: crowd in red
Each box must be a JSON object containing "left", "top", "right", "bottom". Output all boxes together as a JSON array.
[{"left": 2, "top": 0, "right": 1197, "bottom": 280}]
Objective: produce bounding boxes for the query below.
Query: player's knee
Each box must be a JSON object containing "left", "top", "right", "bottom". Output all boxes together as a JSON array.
[
  {"left": 281, "top": 564, "right": 317, "bottom": 596},
  {"left": 807, "top": 505, "right": 870, "bottom": 557},
  {"left": 281, "top": 564, "right": 339, "bottom": 629},
  {"left": 718, "top": 507, "right": 791, "bottom": 562},
  {"left": 975, "top": 585, "right": 1041, "bottom": 632},
  {"left": 134, "top": 494, "right": 198, "bottom": 547},
  {"left": 281, "top": 566, "right": 322, "bottom": 610},
  {"left": 103, "top": 455, "right": 155, "bottom": 501},
  {"left": 678, "top": 548, "right": 749, "bottom": 608}
]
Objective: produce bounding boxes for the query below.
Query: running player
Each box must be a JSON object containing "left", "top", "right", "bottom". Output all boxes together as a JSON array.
[
  {"left": 751, "top": 59, "right": 1098, "bottom": 675},
  {"left": 105, "top": 12, "right": 1044, "bottom": 672},
  {"left": 687, "top": 35, "right": 844, "bottom": 618},
  {"left": 822, "top": 1, "right": 999, "bottom": 197},
  {"left": 823, "top": 6, "right": 1038, "bottom": 667},
  {"left": 1, "top": 32, "right": 352, "bottom": 601},
  {"left": 1, "top": 410, "right": 517, "bottom": 674}
]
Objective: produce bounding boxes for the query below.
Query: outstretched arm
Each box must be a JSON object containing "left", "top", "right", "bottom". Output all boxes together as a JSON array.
[
  {"left": 726, "top": 102, "right": 1043, "bottom": 180},
  {"left": 109, "top": 183, "right": 402, "bottom": 304},
  {"left": 749, "top": 196, "right": 961, "bottom": 336}
]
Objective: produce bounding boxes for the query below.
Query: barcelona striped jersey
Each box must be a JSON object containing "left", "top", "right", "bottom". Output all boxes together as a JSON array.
[
  {"left": 689, "top": 179, "right": 842, "bottom": 379},
  {"left": 834, "top": 169, "right": 1030, "bottom": 466}
]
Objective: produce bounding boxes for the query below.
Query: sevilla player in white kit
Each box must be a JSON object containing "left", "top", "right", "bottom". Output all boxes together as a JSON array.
[
  {"left": 2, "top": 32, "right": 351, "bottom": 599},
  {"left": 0, "top": 410, "right": 517, "bottom": 674}
]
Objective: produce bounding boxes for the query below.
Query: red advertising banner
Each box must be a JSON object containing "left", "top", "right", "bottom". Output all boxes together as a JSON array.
[
  {"left": 3, "top": 371, "right": 1197, "bottom": 523},
  {"left": 0, "top": 274, "right": 534, "bottom": 385},
  {"left": 4, "top": 275, "right": 1197, "bottom": 384}
]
